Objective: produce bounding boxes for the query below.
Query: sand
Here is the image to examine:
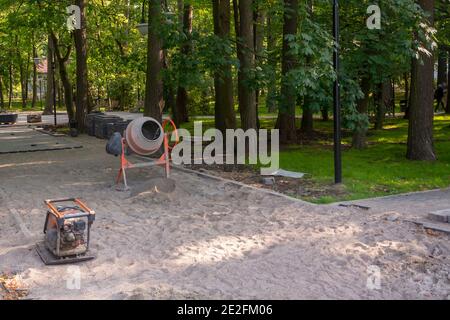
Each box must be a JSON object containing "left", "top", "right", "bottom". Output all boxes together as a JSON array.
[{"left": 0, "top": 132, "right": 449, "bottom": 300}]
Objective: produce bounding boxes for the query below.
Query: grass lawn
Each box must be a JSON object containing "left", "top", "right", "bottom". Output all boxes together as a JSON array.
[
  {"left": 280, "top": 115, "right": 450, "bottom": 203},
  {"left": 3, "top": 100, "right": 67, "bottom": 112}
]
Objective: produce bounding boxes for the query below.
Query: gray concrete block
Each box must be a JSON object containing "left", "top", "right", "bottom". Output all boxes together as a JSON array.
[
  {"left": 428, "top": 209, "right": 450, "bottom": 223},
  {"left": 422, "top": 222, "right": 450, "bottom": 235},
  {"left": 261, "top": 177, "right": 275, "bottom": 186}
]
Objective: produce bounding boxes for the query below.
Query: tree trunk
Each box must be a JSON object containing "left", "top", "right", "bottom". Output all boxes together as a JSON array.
[
  {"left": 301, "top": 100, "right": 314, "bottom": 135},
  {"left": 0, "top": 76, "right": 4, "bottom": 109},
  {"left": 374, "top": 84, "right": 383, "bottom": 130},
  {"left": 51, "top": 32, "right": 75, "bottom": 121},
  {"left": 213, "top": 0, "right": 236, "bottom": 133},
  {"left": 232, "top": 0, "right": 242, "bottom": 117},
  {"left": 32, "top": 42, "right": 37, "bottom": 109},
  {"left": 74, "top": 0, "right": 88, "bottom": 131},
  {"left": 437, "top": 48, "right": 447, "bottom": 86},
  {"left": 144, "top": 0, "right": 165, "bottom": 123},
  {"left": 391, "top": 79, "right": 396, "bottom": 117},
  {"left": 321, "top": 107, "right": 329, "bottom": 121},
  {"left": 352, "top": 78, "right": 371, "bottom": 149},
  {"left": 57, "top": 79, "right": 62, "bottom": 109},
  {"left": 87, "top": 86, "right": 94, "bottom": 113},
  {"left": 276, "top": 0, "right": 298, "bottom": 144},
  {"left": 163, "top": 57, "right": 176, "bottom": 116},
  {"left": 174, "top": 2, "right": 192, "bottom": 126},
  {"left": 447, "top": 57, "right": 450, "bottom": 114},
  {"left": 253, "top": 4, "right": 264, "bottom": 128},
  {"left": 44, "top": 35, "right": 55, "bottom": 115},
  {"left": 24, "top": 51, "right": 30, "bottom": 102},
  {"left": 266, "top": 15, "right": 277, "bottom": 113},
  {"left": 300, "top": 1, "right": 315, "bottom": 136},
  {"left": 375, "top": 80, "right": 391, "bottom": 130},
  {"left": 236, "top": 0, "right": 257, "bottom": 130},
  {"left": 403, "top": 72, "right": 410, "bottom": 119},
  {"left": 8, "top": 63, "right": 13, "bottom": 108},
  {"left": 406, "top": 0, "right": 436, "bottom": 161},
  {"left": 19, "top": 58, "right": 26, "bottom": 109}
]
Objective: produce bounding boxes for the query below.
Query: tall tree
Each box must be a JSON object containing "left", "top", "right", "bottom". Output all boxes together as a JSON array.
[
  {"left": 437, "top": 48, "right": 447, "bottom": 86},
  {"left": 276, "top": 0, "right": 299, "bottom": 143},
  {"left": 236, "top": 0, "right": 257, "bottom": 130},
  {"left": 144, "top": 0, "right": 165, "bottom": 123},
  {"left": 174, "top": 1, "right": 192, "bottom": 126},
  {"left": 403, "top": 72, "right": 410, "bottom": 119},
  {"left": 374, "top": 80, "right": 392, "bottom": 130},
  {"left": 300, "top": 97, "right": 314, "bottom": 135},
  {"left": 300, "top": 0, "right": 314, "bottom": 136},
  {"left": 44, "top": 35, "right": 55, "bottom": 115},
  {"left": 74, "top": 0, "right": 89, "bottom": 130},
  {"left": 8, "top": 61, "right": 13, "bottom": 108},
  {"left": 265, "top": 15, "right": 278, "bottom": 113},
  {"left": 407, "top": 0, "right": 436, "bottom": 161},
  {"left": 0, "top": 76, "right": 4, "bottom": 109},
  {"left": 32, "top": 40, "right": 37, "bottom": 110},
  {"left": 213, "top": 0, "right": 236, "bottom": 133},
  {"left": 51, "top": 32, "right": 75, "bottom": 121},
  {"left": 18, "top": 52, "right": 27, "bottom": 108},
  {"left": 352, "top": 77, "right": 371, "bottom": 148},
  {"left": 253, "top": 2, "right": 264, "bottom": 127},
  {"left": 447, "top": 56, "right": 450, "bottom": 114}
]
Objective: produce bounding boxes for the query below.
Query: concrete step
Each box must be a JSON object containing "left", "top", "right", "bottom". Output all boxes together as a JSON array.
[
  {"left": 428, "top": 209, "right": 450, "bottom": 223},
  {"left": 422, "top": 221, "right": 450, "bottom": 235}
]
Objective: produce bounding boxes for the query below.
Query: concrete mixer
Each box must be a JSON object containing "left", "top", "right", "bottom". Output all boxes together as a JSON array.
[{"left": 106, "top": 117, "right": 178, "bottom": 190}]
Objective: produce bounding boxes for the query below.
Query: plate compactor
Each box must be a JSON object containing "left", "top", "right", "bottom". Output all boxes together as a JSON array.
[{"left": 36, "top": 198, "right": 96, "bottom": 265}]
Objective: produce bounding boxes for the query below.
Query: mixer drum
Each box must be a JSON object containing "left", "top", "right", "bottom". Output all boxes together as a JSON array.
[{"left": 125, "top": 117, "right": 164, "bottom": 156}]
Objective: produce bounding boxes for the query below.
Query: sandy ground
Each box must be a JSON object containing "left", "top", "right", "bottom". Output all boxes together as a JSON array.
[{"left": 0, "top": 131, "right": 450, "bottom": 300}]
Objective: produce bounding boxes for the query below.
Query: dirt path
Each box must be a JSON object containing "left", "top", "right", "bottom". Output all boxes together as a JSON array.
[{"left": 0, "top": 132, "right": 449, "bottom": 300}]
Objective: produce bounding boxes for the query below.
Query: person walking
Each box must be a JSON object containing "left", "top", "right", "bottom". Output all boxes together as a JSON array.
[{"left": 435, "top": 84, "right": 445, "bottom": 112}]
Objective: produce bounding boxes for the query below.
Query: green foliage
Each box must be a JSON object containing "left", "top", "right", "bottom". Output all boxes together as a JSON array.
[
  {"left": 283, "top": 2, "right": 336, "bottom": 114},
  {"left": 436, "top": 0, "right": 450, "bottom": 48},
  {"left": 0, "top": 0, "right": 448, "bottom": 126},
  {"left": 337, "top": 0, "right": 431, "bottom": 131},
  {"left": 107, "top": 76, "right": 135, "bottom": 110}
]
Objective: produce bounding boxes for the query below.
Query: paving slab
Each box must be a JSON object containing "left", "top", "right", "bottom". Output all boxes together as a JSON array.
[
  {"left": 422, "top": 222, "right": 450, "bottom": 235},
  {"left": 428, "top": 209, "right": 450, "bottom": 223},
  {"left": 337, "top": 188, "right": 450, "bottom": 221},
  {"left": 13, "top": 113, "right": 69, "bottom": 126},
  {"left": 0, "top": 127, "right": 82, "bottom": 154}
]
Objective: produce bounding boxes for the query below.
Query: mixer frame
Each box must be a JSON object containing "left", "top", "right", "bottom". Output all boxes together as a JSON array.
[{"left": 115, "top": 118, "right": 178, "bottom": 191}]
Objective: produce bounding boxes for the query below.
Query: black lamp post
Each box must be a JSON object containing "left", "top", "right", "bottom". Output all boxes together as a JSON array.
[{"left": 333, "top": 0, "right": 342, "bottom": 184}]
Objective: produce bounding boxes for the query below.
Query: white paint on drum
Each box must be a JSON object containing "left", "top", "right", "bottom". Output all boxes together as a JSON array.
[{"left": 125, "top": 117, "right": 164, "bottom": 156}]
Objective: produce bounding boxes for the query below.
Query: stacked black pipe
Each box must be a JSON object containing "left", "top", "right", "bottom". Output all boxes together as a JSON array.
[{"left": 85, "top": 112, "right": 132, "bottom": 139}]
